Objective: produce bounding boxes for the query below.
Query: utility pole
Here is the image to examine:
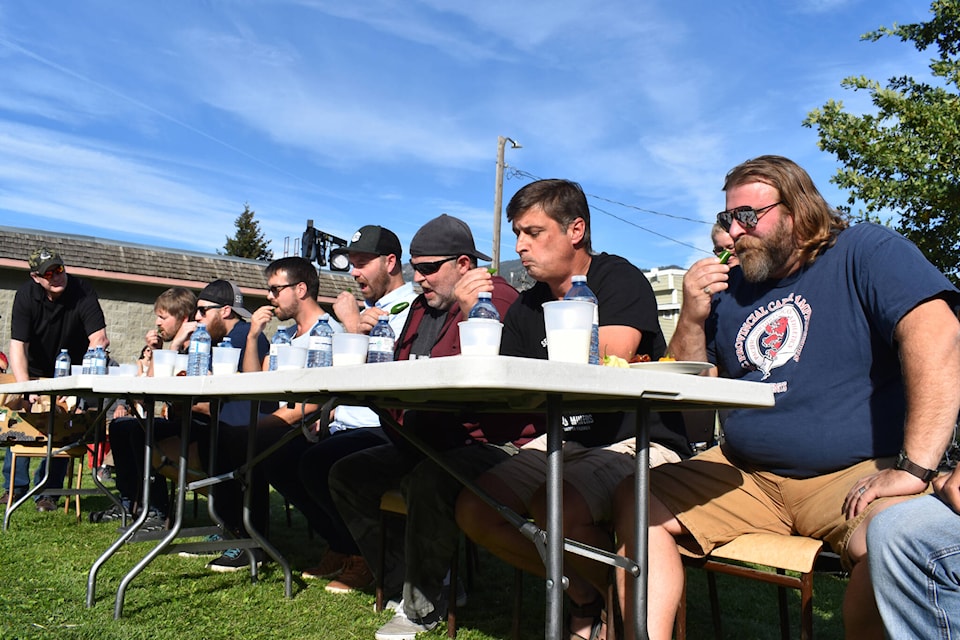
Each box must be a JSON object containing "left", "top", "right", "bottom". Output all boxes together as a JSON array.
[{"left": 492, "top": 136, "right": 521, "bottom": 271}]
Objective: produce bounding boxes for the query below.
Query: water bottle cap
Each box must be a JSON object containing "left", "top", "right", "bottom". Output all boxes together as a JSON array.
[{"left": 572, "top": 275, "right": 587, "bottom": 283}]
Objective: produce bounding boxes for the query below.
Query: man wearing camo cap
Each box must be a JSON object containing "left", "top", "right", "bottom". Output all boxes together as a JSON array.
[{"left": 3, "top": 247, "right": 109, "bottom": 511}]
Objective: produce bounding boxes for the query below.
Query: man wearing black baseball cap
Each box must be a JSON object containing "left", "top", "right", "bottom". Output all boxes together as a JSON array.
[
  {"left": 328, "top": 215, "right": 540, "bottom": 639},
  {"left": 4, "top": 246, "right": 109, "bottom": 511}
]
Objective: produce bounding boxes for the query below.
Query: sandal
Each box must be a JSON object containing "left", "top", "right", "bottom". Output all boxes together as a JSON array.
[{"left": 567, "top": 594, "right": 604, "bottom": 640}]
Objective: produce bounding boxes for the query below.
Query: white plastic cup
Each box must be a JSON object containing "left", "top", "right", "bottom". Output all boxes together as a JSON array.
[
  {"left": 275, "top": 345, "right": 308, "bottom": 370},
  {"left": 152, "top": 349, "right": 177, "bottom": 377},
  {"left": 459, "top": 320, "right": 502, "bottom": 356},
  {"left": 211, "top": 346, "right": 241, "bottom": 375},
  {"left": 116, "top": 363, "right": 138, "bottom": 376},
  {"left": 71, "top": 365, "right": 83, "bottom": 376},
  {"left": 542, "top": 300, "right": 594, "bottom": 364},
  {"left": 175, "top": 353, "right": 189, "bottom": 376},
  {"left": 332, "top": 333, "right": 369, "bottom": 366}
]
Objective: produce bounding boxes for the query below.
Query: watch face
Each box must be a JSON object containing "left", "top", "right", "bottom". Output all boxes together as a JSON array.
[{"left": 329, "top": 249, "right": 351, "bottom": 272}]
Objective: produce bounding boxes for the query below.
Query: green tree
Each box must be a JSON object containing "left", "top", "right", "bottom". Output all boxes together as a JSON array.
[
  {"left": 222, "top": 203, "right": 273, "bottom": 260},
  {"left": 804, "top": 0, "right": 960, "bottom": 283}
]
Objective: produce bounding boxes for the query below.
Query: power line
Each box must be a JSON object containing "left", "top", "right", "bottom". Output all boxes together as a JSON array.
[{"left": 507, "top": 167, "right": 712, "bottom": 255}]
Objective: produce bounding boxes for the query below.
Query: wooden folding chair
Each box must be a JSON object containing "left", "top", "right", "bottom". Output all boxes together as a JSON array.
[{"left": 677, "top": 533, "right": 824, "bottom": 640}]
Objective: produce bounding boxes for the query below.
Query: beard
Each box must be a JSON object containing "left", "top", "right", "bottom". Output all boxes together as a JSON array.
[{"left": 736, "top": 215, "right": 796, "bottom": 282}]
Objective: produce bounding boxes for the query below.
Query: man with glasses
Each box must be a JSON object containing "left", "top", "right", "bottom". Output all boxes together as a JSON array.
[
  {"left": 612, "top": 155, "right": 960, "bottom": 639},
  {"left": 328, "top": 215, "right": 528, "bottom": 640},
  {"left": 3, "top": 247, "right": 108, "bottom": 511}
]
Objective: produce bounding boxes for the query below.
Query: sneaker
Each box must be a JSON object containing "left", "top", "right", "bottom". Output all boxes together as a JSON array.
[
  {"left": 96, "top": 466, "right": 113, "bottom": 482},
  {"left": 206, "top": 547, "right": 263, "bottom": 573},
  {"left": 35, "top": 496, "right": 59, "bottom": 512},
  {"left": 374, "top": 607, "right": 440, "bottom": 640},
  {"left": 324, "top": 555, "right": 374, "bottom": 593},
  {"left": 178, "top": 533, "right": 224, "bottom": 558},
  {"left": 89, "top": 503, "right": 131, "bottom": 523},
  {"left": 117, "top": 509, "right": 167, "bottom": 533},
  {"left": 302, "top": 549, "right": 347, "bottom": 580}
]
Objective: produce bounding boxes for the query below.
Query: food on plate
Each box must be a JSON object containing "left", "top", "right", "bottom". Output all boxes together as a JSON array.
[
  {"left": 602, "top": 355, "right": 629, "bottom": 368},
  {"left": 630, "top": 354, "right": 652, "bottom": 363},
  {"left": 659, "top": 354, "right": 676, "bottom": 362}
]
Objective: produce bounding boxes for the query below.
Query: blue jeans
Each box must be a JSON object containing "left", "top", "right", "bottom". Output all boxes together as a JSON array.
[
  {"left": 2, "top": 450, "right": 69, "bottom": 500},
  {"left": 868, "top": 494, "right": 960, "bottom": 639}
]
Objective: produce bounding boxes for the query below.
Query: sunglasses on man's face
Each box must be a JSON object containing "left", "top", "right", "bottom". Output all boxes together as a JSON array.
[
  {"left": 37, "top": 264, "right": 65, "bottom": 280},
  {"left": 410, "top": 256, "right": 458, "bottom": 276},
  {"left": 716, "top": 202, "right": 781, "bottom": 232}
]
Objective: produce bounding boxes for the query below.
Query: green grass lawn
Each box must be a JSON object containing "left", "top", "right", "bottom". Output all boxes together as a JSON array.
[{"left": 0, "top": 449, "right": 848, "bottom": 639}]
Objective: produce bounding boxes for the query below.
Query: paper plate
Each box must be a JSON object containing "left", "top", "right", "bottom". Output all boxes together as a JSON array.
[{"left": 628, "top": 361, "right": 713, "bottom": 375}]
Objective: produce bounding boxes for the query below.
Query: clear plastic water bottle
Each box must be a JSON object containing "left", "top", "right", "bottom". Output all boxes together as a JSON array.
[
  {"left": 93, "top": 345, "right": 108, "bottom": 375},
  {"left": 54, "top": 349, "right": 72, "bottom": 378},
  {"left": 268, "top": 326, "right": 292, "bottom": 371},
  {"left": 81, "top": 347, "right": 94, "bottom": 375},
  {"left": 468, "top": 292, "right": 500, "bottom": 321},
  {"left": 306, "top": 315, "right": 334, "bottom": 368},
  {"left": 219, "top": 336, "right": 233, "bottom": 348},
  {"left": 565, "top": 275, "right": 600, "bottom": 365},
  {"left": 187, "top": 322, "right": 212, "bottom": 376},
  {"left": 366, "top": 316, "right": 395, "bottom": 363}
]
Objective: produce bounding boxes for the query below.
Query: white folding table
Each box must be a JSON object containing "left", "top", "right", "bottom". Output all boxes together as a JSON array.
[{"left": 93, "top": 356, "right": 772, "bottom": 639}]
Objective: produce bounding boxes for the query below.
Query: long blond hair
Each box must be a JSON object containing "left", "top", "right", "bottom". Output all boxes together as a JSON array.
[{"left": 724, "top": 155, "right": 848, "bottom": 266}]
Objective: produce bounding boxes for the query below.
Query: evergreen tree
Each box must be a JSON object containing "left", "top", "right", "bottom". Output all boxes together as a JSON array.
[{"left": 222, "top": 203, "right": 273, "bottom": 261}]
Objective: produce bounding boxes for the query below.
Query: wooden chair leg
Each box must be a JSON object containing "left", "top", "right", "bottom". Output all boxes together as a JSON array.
[
  {"left": 706, "top": 571, "right": 723, "bottom": 640},
  {"left": 447, "top": 535, "right": 460, "bottom": 638},
  {"left": 74, "top": 452, "right": 84, "bottom": 520},
  {"left": 777, "top": 569, "right": 791, "bottom": 640},
  {"left": 511, "top": 568, "right": 523, "bottom": 640},
  {"left": 799, "top": 571, "right": 815, "bottom": 640}
]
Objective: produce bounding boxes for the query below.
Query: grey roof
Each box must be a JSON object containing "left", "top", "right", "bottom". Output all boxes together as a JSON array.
[{"left": 0, "top": 225, "right": 355, "bottom": 298}]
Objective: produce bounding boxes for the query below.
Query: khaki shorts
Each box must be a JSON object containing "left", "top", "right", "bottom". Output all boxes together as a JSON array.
[
  {"left": 490, "top": 433, "right": 682, "bottom": 523},
  {"left": 650, "top": 445, "right": 901, "bottom": 567}
]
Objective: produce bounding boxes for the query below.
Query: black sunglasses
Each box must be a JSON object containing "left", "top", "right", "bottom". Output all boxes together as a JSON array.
[
  {"left": 196, "top": 304, "right": 223, "bottom": 315},
  {"left": 716, "top": 202, "right": 781, "bottom": 232},
  {"left": 410, "top": 256, "right": 457, "bottom": 276},
  {"left": 267, "top": 282, "right": 300, "bottom": 297}
]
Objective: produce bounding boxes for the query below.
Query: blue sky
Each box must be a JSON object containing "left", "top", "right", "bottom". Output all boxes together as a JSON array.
[{"left": 0, "top": 1, "right": 933, "bottom": 271}]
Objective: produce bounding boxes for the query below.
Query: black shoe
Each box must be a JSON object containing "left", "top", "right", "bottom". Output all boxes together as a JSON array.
[
  {"left": 89, "top": 503, "right": 131, "bottom": 523},
  {"left": 117, "top": 509, "right": 167, "bottom": 533},
  {"left": 206, "top": 548, "right": 263, "bottom": 573},
  {"left": 1, "top": 490, "right": 26, "bottom": 506},
  {"left": 36, "top": 496, "right": 59, "bottom": 512}
]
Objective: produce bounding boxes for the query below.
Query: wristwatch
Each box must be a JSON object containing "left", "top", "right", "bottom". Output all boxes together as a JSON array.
[{"left": 895, "top": 450, "right": 937, "bottom": 483}]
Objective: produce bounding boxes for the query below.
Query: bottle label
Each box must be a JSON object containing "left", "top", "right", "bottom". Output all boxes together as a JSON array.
[
  {"left": 191, "top": 342, "right": 211, "bottom": 354},
  {"left": 309, "top": 335, "right": 332, "bottom": 350},
  {"left": 369, "top": 337, "right": 394, "bottom": 353}
]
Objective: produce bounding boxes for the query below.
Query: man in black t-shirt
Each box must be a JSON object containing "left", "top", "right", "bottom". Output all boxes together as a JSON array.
[
  {"left": 3, "top": 247, "right": 108, "bottom": 511},
  {"left": 455, "top": 179, "right": 688, "bottom": 640}
]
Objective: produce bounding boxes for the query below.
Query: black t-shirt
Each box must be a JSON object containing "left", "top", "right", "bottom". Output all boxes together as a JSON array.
[
  {"left": 10, "top": 275, "right": 107, "bottom": 377},
  {"left": 501, "top": 253, "right": 688, "bottom": 454}
]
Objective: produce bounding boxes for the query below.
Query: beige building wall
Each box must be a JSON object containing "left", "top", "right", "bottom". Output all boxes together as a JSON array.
[
  {"left": 644, "top": 267, "right": 686, "bottom": 346},
  {"left": 0, "top": 227, "right": 356, "bottom": 367}
]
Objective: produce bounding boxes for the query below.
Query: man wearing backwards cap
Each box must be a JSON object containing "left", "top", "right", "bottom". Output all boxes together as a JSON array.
[
  {"left": 329, "top": 215, "right": 539, "bottom": 640},
  {"left": 4, "top": 247, "right": 109, "bottom": 511}
]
